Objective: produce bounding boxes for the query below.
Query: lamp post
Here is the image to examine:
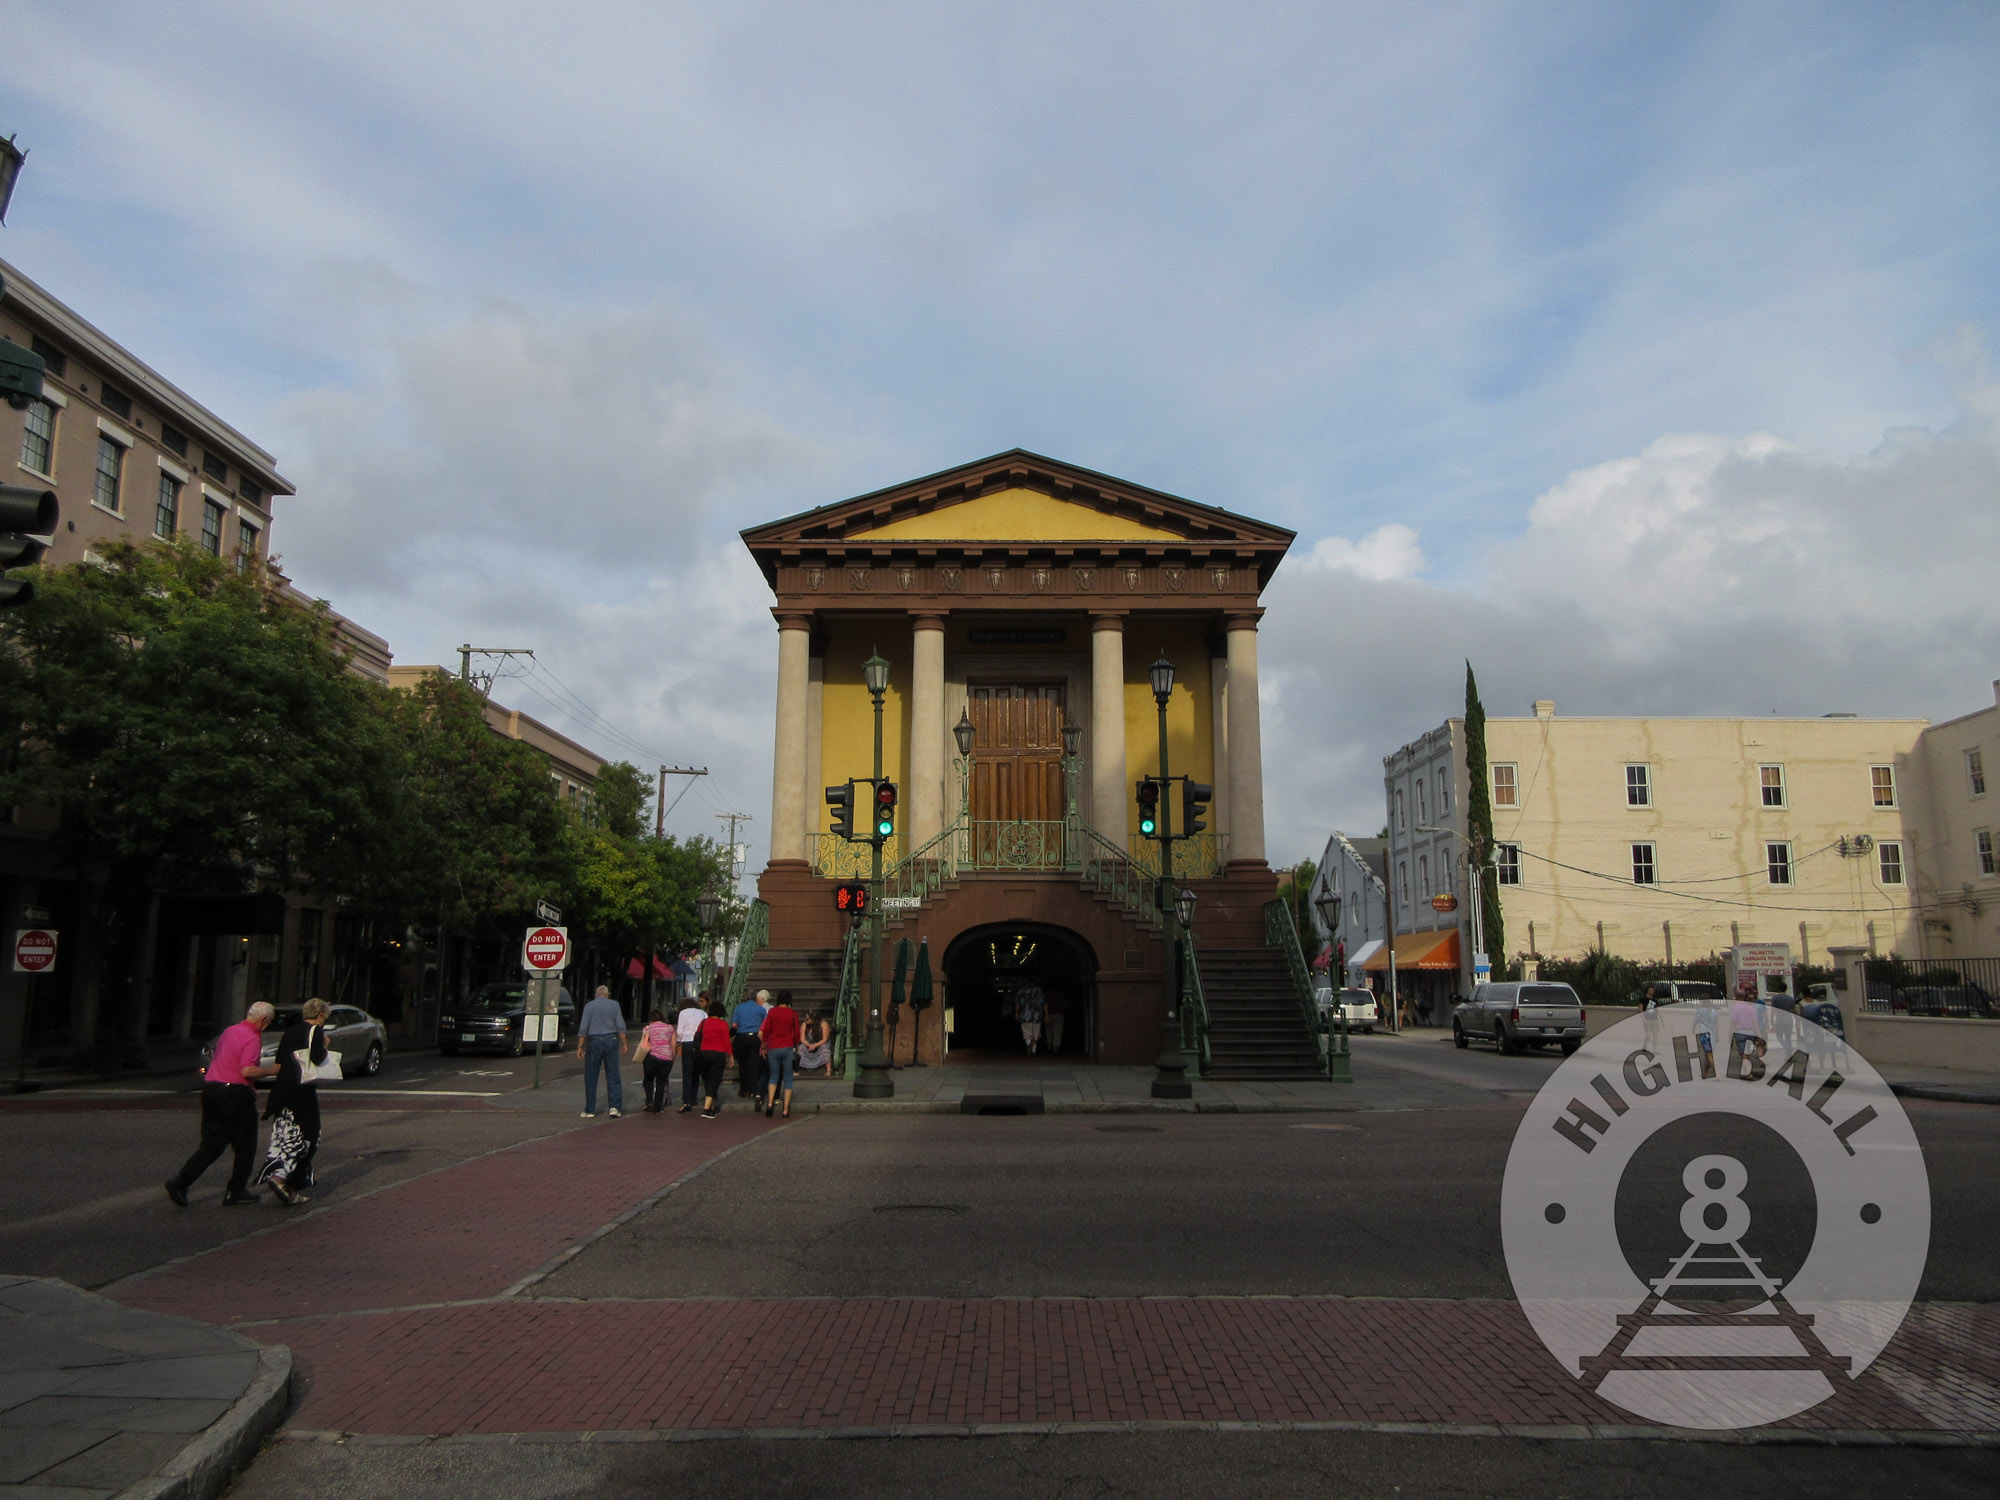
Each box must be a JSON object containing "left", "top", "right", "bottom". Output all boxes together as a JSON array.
[
  {"left": 953, "top": 707, "right": 976, "bottom": 856},
  {"left": 1149, "top": 652, "right": 1191, "bottom": 1099},
  {"left": 695, "top": 889, "right": 720, "bottom": 994},
  {"left": 854, "top": 649, "right": 895, "bottom": 1099},
  {"left": 1314, "top": 887, "right": 1351, "bottom": 1079},
  {"left": 1060, "top": 719, "right": 1083, "bottom": 863}
]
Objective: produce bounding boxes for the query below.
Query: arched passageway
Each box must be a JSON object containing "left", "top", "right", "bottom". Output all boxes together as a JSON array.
[{"left": 944, "top": 923, "right": 1096, "bottom": 1060}]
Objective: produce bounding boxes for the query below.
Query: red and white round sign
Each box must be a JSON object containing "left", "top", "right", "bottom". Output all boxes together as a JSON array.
[
  {"left": 523, "top": 925, "right": 569, "bottom": 972},
  {"left": 13, "top": 929, "right": 57, "bottom": 974}
]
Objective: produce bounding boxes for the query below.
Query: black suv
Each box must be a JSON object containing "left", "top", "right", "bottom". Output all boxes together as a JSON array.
[{"left": 438, "top": 983, "right": 575, "bottom": 1056}]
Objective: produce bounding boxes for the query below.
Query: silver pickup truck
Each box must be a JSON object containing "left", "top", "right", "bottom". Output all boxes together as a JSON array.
[{"left": 1451, "top": 981, "right": 1585, "bottom": 1055}]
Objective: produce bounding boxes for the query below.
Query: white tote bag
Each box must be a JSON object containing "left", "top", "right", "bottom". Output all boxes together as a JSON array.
[{"left": 298, "top": 1032, "right": 343, "bottom": 1084}]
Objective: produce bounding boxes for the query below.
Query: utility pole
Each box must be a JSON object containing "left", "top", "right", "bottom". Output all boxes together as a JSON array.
[
  {"left": 655, "top": 766, "right": 708, "bottom": 836},
  {"left": 457, "top": 644, "right": 535, "bottom": 695},
  {"left": 715, "top": 812, "right": 752, "bottom": 893}
]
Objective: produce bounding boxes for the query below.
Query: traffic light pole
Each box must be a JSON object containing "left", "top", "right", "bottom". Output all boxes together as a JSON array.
[
  {"left": 1150, "top": 700, "right": 1192, "bottom": 1100},
  {"left": 854, "top": 681, "right": 894, "bottom": 1099}
]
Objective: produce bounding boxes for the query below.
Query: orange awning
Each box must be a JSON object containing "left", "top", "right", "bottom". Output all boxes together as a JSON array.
[{"left": 1360, "top": 929, "right": 1462, "bottom": 971}]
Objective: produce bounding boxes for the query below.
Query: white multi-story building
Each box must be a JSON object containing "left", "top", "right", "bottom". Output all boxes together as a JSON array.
[{"left": 1306, "top": 832, "right": 1387, "bottom": 984}]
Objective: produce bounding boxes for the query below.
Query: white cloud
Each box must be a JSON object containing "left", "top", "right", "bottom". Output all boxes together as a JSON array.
[{"left": 1303, "top": 523, "right": 1427, "bottom": 581}]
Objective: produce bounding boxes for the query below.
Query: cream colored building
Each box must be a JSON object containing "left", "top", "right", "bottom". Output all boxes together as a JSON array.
[
  {"left": 1383, "top": 699, "right": 1956, "bottom": 985},
  {"left": 1914, "top": 682, "right": 2000, "bottom": 955}
]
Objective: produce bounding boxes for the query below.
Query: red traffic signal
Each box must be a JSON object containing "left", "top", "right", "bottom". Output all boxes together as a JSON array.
[{"left": 834, "top": 881, "right": 870, "bottom": 914}]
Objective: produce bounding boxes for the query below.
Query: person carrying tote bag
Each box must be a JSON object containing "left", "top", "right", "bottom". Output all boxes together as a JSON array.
[{"left": 258, "top": 998, "right": 336, "bottom": 1206}]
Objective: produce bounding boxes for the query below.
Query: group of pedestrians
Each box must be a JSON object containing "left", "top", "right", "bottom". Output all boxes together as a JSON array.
[
  {"left": 1012, "top": 981, "right": 1068, "bottom": 1053},
  {"left": 164, "top": 998, "right": 333, "bottom": 1209},
  {"left": 576, "top": 984, "right": 831, "bottom": 1122}
]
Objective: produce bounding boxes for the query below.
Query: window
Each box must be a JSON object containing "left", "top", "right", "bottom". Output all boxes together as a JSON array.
[
  {"left": 1760, "top": 764, "right": 1786, "bottom": 808},
  {"left": 29, "top": 335, "right": 66, "bottom": 378},
  {"left": 19, "top": 398, "right": 54, "bottom": 475},
  {"left": 1871, "top": 765, "right": 1896, "bottom": 807},
  {"left": 1626, "top": 763, "right": 1652, "bottom": 807},
  {"left": 1419, "top": 854, "right": 1430, "bottom": 898},
  {"left": 200, "top": 498, "right": 224, "bottom": 555},
  {"left": 1495, "top": 843, "right": 1521, "bottom": 885},
  {"left": 1398, "top": 861, "right": 1409, "bottom": 905},
  {"left": 1977, "top": 830, "right": 1995, "bottom": 878},
  {"left": 238, "top": 477, "right": 265, "bottom": 506},
  {"left": 1438, "top": 769, "right": 1450, "bottom": 813},
  {"left": 1632, "top": 843, "right": 1657, "bottom": 885},
  {"left": 93, "top": 433, "right": 125, "bottom": 513},
  {"left": 1394, "top": 787, "right": 1405, "bottom": 831},
  {"left": 99, "top": 383, "right": 132, "bottom": 420},
  {"left": 1766, "top": 842, "right": 1792, "bottom": 885},
  {"left": 1969, "top": 749, "right": 1987, "bottom": 798},
  {"left": 1492, "top": 763, "right": 1518, "bottom": 808},
  {"left": 1878, "top": 841, "right": 1904, "bottom": 886},
  {"left": 159, "top": 423, "right": 189, "bottom": 458},
  {"left": 236, "top": 518, "right": 259, "bottom": 572},
  {"left": 154, "top": 472, "right": 181, "bottom": 540},
  {"left": 202, "top": 451, "right": 228, "bottom": 483},
  {"left": 1415, "top": 779, "right": 1427, "bottom": 825}
]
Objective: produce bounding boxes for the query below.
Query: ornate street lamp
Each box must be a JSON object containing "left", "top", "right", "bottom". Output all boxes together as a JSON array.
[
  {"left": 1150, "top": 652, "right": 1175, "bottom": 705},
  {"left": 1060, "top": 720, "right": 1084, "bottom": 858},
  {"left": 954, "top": 708, "right": 977, "bottom": 758},
  {"left": 695, "top": 889, "right": 720, "bottom": 993},
  {"left": 952, "top": 707, "right": 976, "bottom": 864},
  {"left": 855, "top": 649, "right": 895, "bottom": 1099},
  {"left": 1174, "top": 884, "right": 1198, "bottom": 931},
  {"left": 1150, "top": 653, "right": 1190, "bottom": 1099},
  {"left": 1313, "top": 885, "right": 1351, "bottom": 1073}
]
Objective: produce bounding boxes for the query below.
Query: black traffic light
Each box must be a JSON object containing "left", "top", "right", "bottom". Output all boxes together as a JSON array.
[
  {"left": 1182, "top": 780, "right": 1212, "bottom": 838},
  {"left": 1136, "top": 778, "right": 1160, "bottom": 838},
  {"left": 0, "top": 484, "right": 57, "bottom": 610},
  {"left": 874, "top": 779, "right": 898, "bottom": 839},
  {"left": 834, "top": 881, "right": 869, "bottom": 916},
  {"left": 0, "top": 339, "right": 45, "bottom": 411},
  {"left": 826, "top": 780, "right": 857, "bottom": 841}
]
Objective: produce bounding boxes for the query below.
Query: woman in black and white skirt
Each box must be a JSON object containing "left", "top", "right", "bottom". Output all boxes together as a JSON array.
[{"left": 258, "top": 997, "right": 330, "bottom": 1206}]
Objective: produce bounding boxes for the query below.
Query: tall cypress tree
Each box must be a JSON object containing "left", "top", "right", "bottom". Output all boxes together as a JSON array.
[{"left": 1464, "top": 662, "right": 1505, "bottom": 967}]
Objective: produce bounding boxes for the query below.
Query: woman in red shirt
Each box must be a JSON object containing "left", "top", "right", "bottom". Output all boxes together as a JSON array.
[
  {"left": 696, "top": 996, "right": 733, "bottom": 1119},
  {"left": 760, "top": 988, "right": 801, "bottom": 1119}
]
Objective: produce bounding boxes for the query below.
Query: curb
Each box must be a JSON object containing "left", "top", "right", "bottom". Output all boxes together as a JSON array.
[
  {"left": 117, "top": 1345, "right": 293, "bottom": 1500},
  {"left": 1890, "top": 1082, "right": 2000, "bottom": 1106}
]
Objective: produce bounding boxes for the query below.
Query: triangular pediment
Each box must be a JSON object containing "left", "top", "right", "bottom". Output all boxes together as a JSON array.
[{"left": 741, "top": 450, "right": 1296, "bottom": 555}]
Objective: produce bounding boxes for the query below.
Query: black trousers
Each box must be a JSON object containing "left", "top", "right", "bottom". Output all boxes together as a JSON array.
[
  {"left": 680, "top": 1041, "right": 704, "bottom": 1107},
  {"left": 177, "top": 1083, "right": 259, "bottom": 1195},
  {"left": 642, "top": 1054, "right": 674, "bottom": 1110},
  {"left": 733, "top": 1033, "right": 764, "bottom": 1095},
  {"left": 699, "top": 1048, "right": 728, "bottom": 1102}
]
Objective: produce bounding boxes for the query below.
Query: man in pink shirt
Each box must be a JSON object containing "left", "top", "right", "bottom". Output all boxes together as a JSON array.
[{"left": 166, "top": 1001, "right": 280, "bottom": 1206}]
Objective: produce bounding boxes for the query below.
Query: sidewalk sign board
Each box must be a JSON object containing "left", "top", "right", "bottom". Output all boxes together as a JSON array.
[
  {"left": 1726, "top": 942, "right": 1793, "bottom": 1000},
  {"left": 12, "top": 929, "right": 56, "bottom": 974}
]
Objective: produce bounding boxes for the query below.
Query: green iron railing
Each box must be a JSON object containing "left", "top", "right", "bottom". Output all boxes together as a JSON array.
[
  {"left": 1126, "top": 832, "right": 1228, "bottom": 880},
  {"left": 1266, "top": 898, "right": 1349, "bottom": 1082},
  {"left": 1181, "top": 926, "right": 1212, "bottom": 1076},
  {"left": 831, "top": 918, "right": 865, "bottom": 1080},
  {"left": 1076, "top": 823, "right": 1164, "bottom": 929},
  {"left": 720, "top": 899, "right": 770, "bottom": 1013},
  {"left": 810, "top": 832, "right": 904, "bottom": 879}
]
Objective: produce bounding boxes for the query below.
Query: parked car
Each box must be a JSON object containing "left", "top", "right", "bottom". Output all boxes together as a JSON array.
[
  {"left": 198, "top": 1004, "right": 388, "bottom": 1083},
  {"left": 1452, "top": 982, "right": 1585, "bottom": 1055},
  {"left": 438, "top": 982, "right": 575, "bottom": 1056},
  {"left": 1318, "top": 986, "right": 1380, "bottom": 1034},
  {"left": 1895, "top": 984, "right": 1999, "bottom": 1019}
]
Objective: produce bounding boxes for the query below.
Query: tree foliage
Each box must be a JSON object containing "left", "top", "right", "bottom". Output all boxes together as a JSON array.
[{"left": 1464, "top": 661, "right": 1504, "bottom": 962}]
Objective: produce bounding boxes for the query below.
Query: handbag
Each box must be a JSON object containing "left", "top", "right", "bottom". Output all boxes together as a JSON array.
[{"left": 297, "top": 1030, "right": 344, "bottom": 1084}]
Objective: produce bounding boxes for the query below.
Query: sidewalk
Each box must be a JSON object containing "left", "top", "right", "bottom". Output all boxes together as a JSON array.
[{"left": 0, "top": 1275, "right": 289, "bottom": 1499}]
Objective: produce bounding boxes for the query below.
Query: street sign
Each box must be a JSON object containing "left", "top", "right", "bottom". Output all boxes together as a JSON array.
[
  {"left": 12, "top": 929, "right": 56, "bottom": 974},
  {"left": 522, "top": 925, "right": 569, "bottom": 972},
  {"left": 1473, "top": 948, "right": 1491, "bottom": 983},
  {"left": 535, "top": 898, "right": 562, "bottom": 923}
]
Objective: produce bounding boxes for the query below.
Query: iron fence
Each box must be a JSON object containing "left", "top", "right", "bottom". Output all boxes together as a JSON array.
[{"left": 1859, "top": 956, "right": 2000, "bottom": 1019}]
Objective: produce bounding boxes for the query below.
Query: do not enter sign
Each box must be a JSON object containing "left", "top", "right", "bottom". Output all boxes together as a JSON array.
[
  {"left": 522, "top": 925, "right": 569, "bottom": 972},
  {"left": 13, "top": 929, "right": 57, "bottom": 974}
]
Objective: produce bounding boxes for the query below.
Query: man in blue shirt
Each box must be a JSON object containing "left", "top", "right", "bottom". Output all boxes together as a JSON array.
[
  {"left": 731, "top": 989, "right": 769, "bottom": 1099},
  {"left": 575, "top": 985, "right": 628, "bottom": 1118}
]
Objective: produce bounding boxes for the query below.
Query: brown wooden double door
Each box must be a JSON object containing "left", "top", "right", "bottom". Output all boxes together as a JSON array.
[{"left": 967, "top": 685, "right": 1068, "bottom": 862}]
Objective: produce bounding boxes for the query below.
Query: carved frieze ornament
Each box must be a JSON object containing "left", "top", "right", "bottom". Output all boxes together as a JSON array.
[
  {"left": 1210, "top": 565, "right": 1229, "bottom": 590},
  {"left": 987, "top": 566, "right": 1007, "bottom": 590},
  {"left": 940, "top": 566, "right": 963, "bottom": 592},
  {"left": 1074, "top": 566, "right": 1096, "bottom": 591},
  {"left": 805, "top": 567, "right": 823, "bottom": 591},
  {"left": 1164, "top": 566, "right": 1185, "bottom": 591},
  {"left": 897, "top": 567, "right": 916, "bottom": 591},
  {"left": 1031, "top": 567, "right": 1050, "bottom": 591},
  {"left": 1121, "top": 566, "right": 1142, "bottom": 591},
  {"left": 849, "top": 567, "right": 872, "bottom": 591}
]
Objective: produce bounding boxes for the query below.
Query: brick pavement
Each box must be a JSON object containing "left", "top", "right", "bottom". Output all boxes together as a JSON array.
[
  {"left": 262, "top": 1297, "right": 1998, "bottom": 1437},
  {"left": 112, "top": 1110, "right": 785, "bottom": 1324}
]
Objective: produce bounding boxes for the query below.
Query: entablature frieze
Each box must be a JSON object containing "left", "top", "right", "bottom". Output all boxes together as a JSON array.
[{"left": 769, "top": 554, "right": 1267, "bottom": 612}]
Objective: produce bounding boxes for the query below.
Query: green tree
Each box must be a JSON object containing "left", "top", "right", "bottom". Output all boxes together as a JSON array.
[
  {"left": 1464, "top": 661, "right": 1504, "bottom": 964},
  {"left": 1277, "top": 857, "right": 1319, "bottom": 940},
  {"left": 0, "top": 543, "right": 400, "bottom": 1063},
  {"left": 592, "top": 761, "right": 650, "bottom": 839}
]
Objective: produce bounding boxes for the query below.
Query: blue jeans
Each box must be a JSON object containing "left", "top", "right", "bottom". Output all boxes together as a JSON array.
[
  {"left": 583, "top": 1034, "right": 623, "bottom": 1114},
  {"left": 765, "top": 1047, "right": 795, "bottom": 1094}
]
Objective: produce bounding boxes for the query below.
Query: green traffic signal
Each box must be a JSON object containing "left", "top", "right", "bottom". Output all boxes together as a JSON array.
[
  {"left": 875, "top": 779, "right": 897, "bottom": 838},
  {"left": 1136, "top": 778, "right": 1160, "bottom": 837}
]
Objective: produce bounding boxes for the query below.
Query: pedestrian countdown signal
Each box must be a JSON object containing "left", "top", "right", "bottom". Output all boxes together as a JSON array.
[{"left": 834, "top": 881, "right": 870, "bottom": 916}]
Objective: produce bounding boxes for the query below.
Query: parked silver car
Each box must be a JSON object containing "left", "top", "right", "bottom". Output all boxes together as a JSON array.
[
  {"left": 199, "top": 1004, "right": 388, "bottom": 1083},
  {"left": 1452, "top": 981, "right": 1585, "bottom": 1055}
]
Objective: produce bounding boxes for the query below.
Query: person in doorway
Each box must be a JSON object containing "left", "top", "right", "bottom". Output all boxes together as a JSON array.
[
  {"left": 675, "top": 992, "right": 708, "bottom": 1112},
  {"left": 258, "top": 998, "right": 331, "bottom": 1206},
  {"left": 732, "top": 989, "right": 768, "bottom": 1098},
  {"left": 796, "top": 1011, "right": 833, "bottom": 1077},
  {"left": 166, "top": 1001, "right": 280, "bottom": 1207},
  {"left": 1043, "top": 987, "right": 1067, "bottom": 1054},
  {"left": 761, "top": 988, "right": 800, "bottom": 1118},
  {"left": 634, "top": 1006, "right": 677, "bottom": 1113},
  {"left": 1015, "top": 980, "right": 1045, "bottom": 1054},
  {"left": 697, "top": 998, "right": 733, "bottom": 1119},
  {"left": 576, "top": 984, "right": 628, "bottom": 1118}
]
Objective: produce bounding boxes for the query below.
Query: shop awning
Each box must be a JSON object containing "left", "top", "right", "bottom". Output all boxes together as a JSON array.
[{"left": 1360, "top": 929, "right": 1462, "bottom": 971}]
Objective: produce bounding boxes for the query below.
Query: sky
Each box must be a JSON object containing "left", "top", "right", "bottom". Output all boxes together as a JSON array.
[{"left": 5, "top": 1, "right": 1999, "bottom": 875}]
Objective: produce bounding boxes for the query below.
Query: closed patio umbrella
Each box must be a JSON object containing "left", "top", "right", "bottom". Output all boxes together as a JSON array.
[
  {"left": 887, "top": 938, "right": 911, "bottom": 1066},
  {"left": 907, "top": 939, "right": 934, "bottom": 1068}
]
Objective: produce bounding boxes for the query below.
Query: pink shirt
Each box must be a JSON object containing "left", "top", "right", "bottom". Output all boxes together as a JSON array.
[
  {"left": 641, "top": 1021, "right": 675, "bottom": 1059},
  {"left": 206, "top": 1021, "right": 264, "bottom": 1086}
]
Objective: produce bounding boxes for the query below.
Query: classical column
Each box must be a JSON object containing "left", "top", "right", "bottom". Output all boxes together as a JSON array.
[
  {"left": 1208, "top": 637, "right": 1230, "bottom": 844},
  {"left": 1224, "top": 613, "right": 1267, "bottom": 866},
  {"left": 767, "top": 613, "right": 812, "bottom": 865},
  {"left": 908, "top": 614, "right": 947, "bottom": 846},
  {"left": 1090, "top": 615, "right": 1128, "bottom": 844},
  {"left": 803, "top": 647, "right": 824, "bottom": 849}
]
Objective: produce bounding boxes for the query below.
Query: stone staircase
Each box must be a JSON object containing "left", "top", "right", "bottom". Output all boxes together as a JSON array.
[
  {"left": 736, "top": 948, "right": 846, "bottom": 1018},
  {"left": 1195, "top": 947, "right": 1324, "bottom": 1080}
]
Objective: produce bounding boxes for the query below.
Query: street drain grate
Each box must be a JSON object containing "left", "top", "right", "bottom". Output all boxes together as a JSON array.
[
  {"left": 1095, "top": 1125, "right": 1165, "bottom": 1133},
  {"left": 871, "top": 1203, "right": 969, "bottom": 1216},
  {"left": 1291, "top": 1123, "right": 1358, "bottom": 1131}
]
